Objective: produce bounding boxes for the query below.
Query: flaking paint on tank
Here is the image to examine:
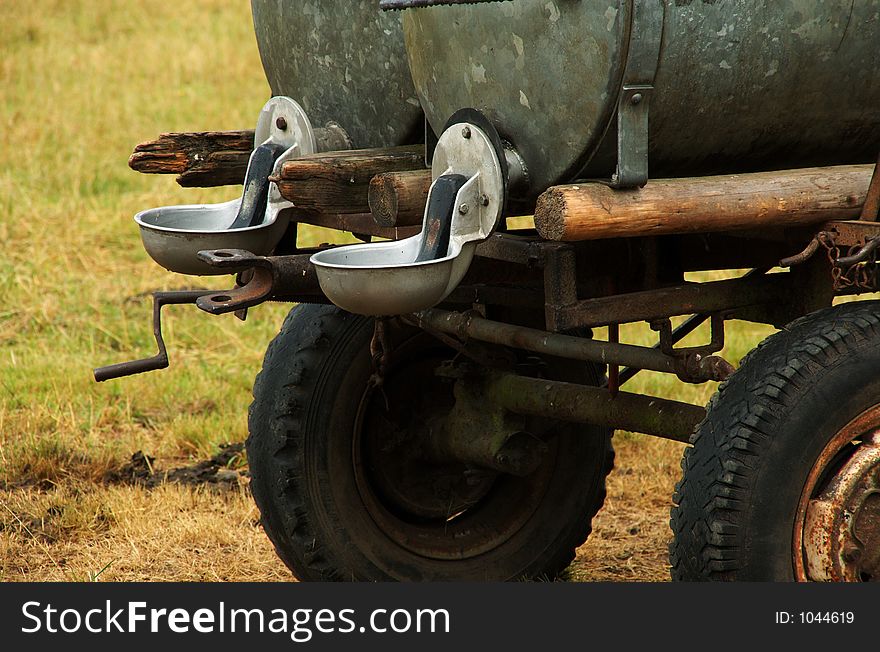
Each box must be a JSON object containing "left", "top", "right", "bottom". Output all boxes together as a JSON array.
[
  {"left": 404, "top": 1, "right": 628, "bottom": 194},
  {"left": 251, "top": 0, "right": 423, "bottom": 148},
  {"left": 646, "top": 0, "right": 880, "bottom": 175},
  {"left": 404, "top": 0, "right": 880, "bottom": 195}
]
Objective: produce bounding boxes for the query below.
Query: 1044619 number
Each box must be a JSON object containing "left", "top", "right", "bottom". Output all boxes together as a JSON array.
[{"left": 798, "top": 612, "right": 855, "bottom": 624}]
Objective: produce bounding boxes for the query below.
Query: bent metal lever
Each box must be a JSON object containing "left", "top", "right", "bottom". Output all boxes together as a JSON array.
[
  {"left": 229, "top": 142, "right": 287, "bottom": 230},
  {"left": 415, "top": 173, "right": 468, "bottom": 262},
  {"left": 93, "top": 290, "right": 215, "bottom": 382}
]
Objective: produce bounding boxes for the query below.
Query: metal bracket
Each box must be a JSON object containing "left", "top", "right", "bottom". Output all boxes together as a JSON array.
[
  {"left": 610, "top": 0, "right": 665, "bottom": 189},
  {"left": 859, "top": 152, "right": 880, "bottom": 222},
  {"left": 650, "top": 313, "right": 735, "bottom": 384},
  {"left": 193, "top": 248, "right": 325, "bottom": 315},
  {"left": 194, "top": 250, "right": 277, "bottom": 315},
  {"left": 651, "top": 313, "right": 727, "bottom": 359}
]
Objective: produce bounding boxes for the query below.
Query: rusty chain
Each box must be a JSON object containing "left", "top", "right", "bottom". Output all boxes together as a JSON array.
[
  {"left": 819, "top": 232, "right": 880, "bottom": 292},
  {"left": 368, "top": 318, "right": 393, "bottom": 410}
]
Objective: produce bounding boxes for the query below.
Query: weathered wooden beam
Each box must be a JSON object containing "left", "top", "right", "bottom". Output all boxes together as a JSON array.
[
  {"left": 272, "top": 146, "right": 426, "bottom": 214},
  {"left": 129, "top": 130, "right": 255, "bottom": 187},
  {"left": 534, "top": 165, "right": 875, "bottom": 242},
  {"left": 369, "top": 169, "right": 432, "bottom": 227},
  {"left": 128, "top": 125, "right": 353, "bottom": 188}
]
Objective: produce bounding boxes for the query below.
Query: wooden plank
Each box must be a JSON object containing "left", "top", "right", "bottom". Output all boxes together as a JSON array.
[
  {"left": 272, "top": 146, "right": 426, "bottom": 214},
  {"left": 534, "top": 165, "right": 875, "bottom": 241},
  {"left": 129, "top": 130, "right": 254, "bottom": 187}
]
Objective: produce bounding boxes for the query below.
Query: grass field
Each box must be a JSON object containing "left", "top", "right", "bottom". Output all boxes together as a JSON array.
[{"left": 1, "top": 0, "right": 858, "bottom": 581}]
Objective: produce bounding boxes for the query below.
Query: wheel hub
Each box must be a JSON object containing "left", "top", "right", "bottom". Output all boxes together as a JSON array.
[
  {"left": 359, "top": 353, "right": 496, "bottom": 521},
  {"left": 351, "top": 333, "right": 558, "bottom": 561},
  {"left": 801, "top": 428, "right": 880, "bottom": 581}
]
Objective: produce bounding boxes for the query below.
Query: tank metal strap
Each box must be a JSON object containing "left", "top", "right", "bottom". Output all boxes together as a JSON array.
[
  {"left": 611, "top": 0, "right": 666, "bottom": 189},
  {"left": 380, "top": 0, "right": 510, "bottom": 9}
]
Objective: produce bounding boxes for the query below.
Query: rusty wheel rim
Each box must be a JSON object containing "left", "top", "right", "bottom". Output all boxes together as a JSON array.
[
  {"left": 794, "top": 404, "right": 880, "bottom": 582},
  {"left": 351, "top": 333, "right": 556, "bottom": 562}
]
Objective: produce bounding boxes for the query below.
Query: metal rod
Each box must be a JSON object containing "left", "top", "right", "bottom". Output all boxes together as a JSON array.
[
  {"left": 488, "top": 374, "right": 705, "bottom": 443},
  {"left": 608, "top": 323, "right": 620, "bottom": 395},
  {"left": 836, "top": 236, "right": 880, "bottom": 267},
  {"left": 411, "top": 308, "right": 680, "bottom": 376},
  {"left": 780, "top": 237, "right": 821, "bottom": 268},
  {"left": 617, "top": 313, "right": 708, "bottom": 386}
]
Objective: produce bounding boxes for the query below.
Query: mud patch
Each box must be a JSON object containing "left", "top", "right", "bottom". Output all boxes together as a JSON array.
[{"left": 108, "top": 443, "right": 247, "bottom": 489}]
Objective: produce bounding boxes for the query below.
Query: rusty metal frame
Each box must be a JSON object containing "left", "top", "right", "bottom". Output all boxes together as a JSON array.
[
  {"left": 408, "top": 308, "right": 732, "bottom": 385},
  {"left": 552, "top": 274, "right": 793, "bottom": 330},
  {"left": 487, "top": 373, "right": 704, "bottom": 443},
  {"left": 101, "top": 221, "right": 849, "bottom": 392}
]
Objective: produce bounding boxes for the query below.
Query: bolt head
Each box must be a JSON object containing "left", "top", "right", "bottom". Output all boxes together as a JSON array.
[
  {"left": 479, "top": 194, "right": 490, "bottom": 207},
  {"left": 275, "top": 116, "right": 288, "bottom": 130},
  {"left": 458, "top": 203, "right": 470, "bottom": 215},
  {"left": 843, "top": 545, "right": 862, "bottom": 564},
  {"left": 461, "top": 126, "right": 472, "bottom": 139},
  {"left": 631, "top": 93, "right": 643, "bottom": 106}
]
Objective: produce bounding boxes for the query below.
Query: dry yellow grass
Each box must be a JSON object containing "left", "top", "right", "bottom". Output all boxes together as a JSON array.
[
  {"left": 1, "top": 0, "right": 873, "bottom": 582},
  {"left": 0, "top": 0, "right": 305, "bottom": 582},
  {"left": 1, "top": 482, "right": 288, "bottom": 582}
]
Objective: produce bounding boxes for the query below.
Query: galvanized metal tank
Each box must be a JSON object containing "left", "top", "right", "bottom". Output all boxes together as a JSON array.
[
  {"left": 403, "top": 0, "right": 880, "bottom": 195},
  {"left": 251, "top": 0, "right": 423, "bottom": 148}
]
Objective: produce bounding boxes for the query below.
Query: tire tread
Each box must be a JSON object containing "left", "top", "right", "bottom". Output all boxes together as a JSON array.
[{"left": 670, "top": 301, "right": 880, "bottom": 580}]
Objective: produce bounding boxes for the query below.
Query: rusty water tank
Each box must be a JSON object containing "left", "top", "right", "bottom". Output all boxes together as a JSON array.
[
  {"left": 251, "top": 0, "right": 423, "bottom": 148},
  {"left": 402, "top": 0, "right": 880, "bottom": 196},
  {"left": 251, "top": 1, "right": 880, "bottom": 196}
]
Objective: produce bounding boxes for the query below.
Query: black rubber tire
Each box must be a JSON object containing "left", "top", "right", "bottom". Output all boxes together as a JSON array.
[
  {"left": 670, "top": 301, "right": 880, "bottom": 581},
  {"left": 247, "top": 303, "right": 614, "bottom": 581}
]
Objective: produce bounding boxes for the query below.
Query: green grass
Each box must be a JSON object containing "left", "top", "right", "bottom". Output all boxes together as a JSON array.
[
  {"left": 0, "top": 0, "right": 798, "bottom": 514},
  {"left": 1, "top": 0, "right": 874, "bottom": 581},
  {"left": 0, "top": 0, "right": 357, "bottom": 486},
  {"left": 0, "top": 0, "right": 820, "bottom": 488}
]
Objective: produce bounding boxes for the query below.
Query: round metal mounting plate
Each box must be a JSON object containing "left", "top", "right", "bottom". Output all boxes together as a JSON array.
[
  {"left": 432, "top": 122, "right": 504, "bottom": 242},
  {"left": 255, "top": 96, "right": 317, "bottom": 155}
]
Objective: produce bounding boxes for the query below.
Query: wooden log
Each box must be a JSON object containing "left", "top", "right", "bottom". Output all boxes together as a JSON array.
[
  {"left": 369, "top": 169, "right": 432, "bottom": 227},
  {"left": 128, "top": 125, "right": 352, "bottom": 188},
  {"left": 272, "top": 146, "right": 426, "bottom": 214},
  {"left": 534, "top": 165, "right": 875, "bottom": 241},
  {"left": 129, "top": 130, "right": 255, "bottom": 187}
]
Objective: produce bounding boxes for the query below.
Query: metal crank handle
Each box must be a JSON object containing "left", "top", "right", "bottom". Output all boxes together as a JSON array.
[
  {"left": 93, "top": 290, "right": 214, "bottom": 382},
  {"left": 94, "top": 357, "right": 169, "bottom": 383}
]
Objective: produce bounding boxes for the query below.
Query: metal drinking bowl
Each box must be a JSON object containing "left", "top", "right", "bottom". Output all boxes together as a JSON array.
[
  {"left": 135, "top": 199, "right": 290, "bottom": 276},
  {"left": 310, "top": 237, "right": 475, "bottom": 316}
]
